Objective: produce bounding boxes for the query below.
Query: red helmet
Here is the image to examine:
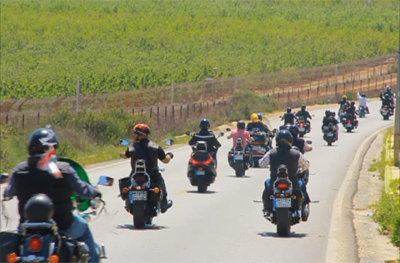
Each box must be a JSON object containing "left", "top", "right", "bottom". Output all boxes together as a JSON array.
[{"left": 133, "top": 124, "right": 150, "bottom": 136}]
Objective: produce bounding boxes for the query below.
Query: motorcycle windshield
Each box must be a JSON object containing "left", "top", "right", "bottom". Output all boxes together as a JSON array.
[{"left": 57, "top": 157, "right": 91, "bottom": 212}]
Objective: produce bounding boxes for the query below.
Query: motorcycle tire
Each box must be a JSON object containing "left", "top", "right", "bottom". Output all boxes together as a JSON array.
[
  {"left": 346, "top": 128, "right": 353, "bottom": 132},
  {"left": 383, "top": 115, "right": 389, "bottom": 120},
  {"left": 145, "top": 216, "right": 153, "bottom": 225},
  {"left": 235, "top": 162, "right": 244, "bottom": 177},
  {"left": 132, "top": 203, "right": 146, "bottom": 229},
  {"left": 328, "top": 141, "right": 332, "bottom": 146},
  {"left": 198, "top": 184, "right": 208, "bottom": 193},
  {"left": 276, "top": 209, "right": 291, "bottom": 237},
  {"left": 301, "top": 204, "right": 310, "bottom": 222}
]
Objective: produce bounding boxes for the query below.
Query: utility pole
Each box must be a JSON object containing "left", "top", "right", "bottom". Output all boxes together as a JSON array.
[{"left": 394, "top": 17, "right": 400, "bottom": 167}]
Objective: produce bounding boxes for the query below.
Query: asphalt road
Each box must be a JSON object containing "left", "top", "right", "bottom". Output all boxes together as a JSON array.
[{"left": 1, "top": 100, "right": 394, "bottom": 263}]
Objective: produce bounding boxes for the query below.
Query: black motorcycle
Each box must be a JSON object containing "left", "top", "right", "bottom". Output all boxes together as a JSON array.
[
  {"left": 323, "top": 123, "right": 337, "bottom": 146},
  {"left": 187, "top": 132, "right": 224, "bottom": 192},
  {"left": 0, "top": 174, "right": 112, "bottom": 263},
  {"left": 228, "top": 138, "right": 249, "bottom": 177},
  {"left": 264, "top": 166, "right": 309, "bottom": 237}
]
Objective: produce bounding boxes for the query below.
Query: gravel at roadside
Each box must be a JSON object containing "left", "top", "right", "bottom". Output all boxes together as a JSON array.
[{"left": 353, "top": 131, "right": 400, "bottom": 263}]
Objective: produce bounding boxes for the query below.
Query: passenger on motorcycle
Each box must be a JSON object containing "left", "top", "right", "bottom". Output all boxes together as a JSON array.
[
  {"left": 381, "top": 93, "right": 395, "bottom": 109},
  {"left": 227, "top": 120, "right": 254, "bottom": 166},
  {"left": 345, "top": 101, "right": 359, "bottom": 126},
  {"left": 189, "top": 119, "right": 221, "bottom": 163},
  {"left": 257, "top": 112, "right": 273, "bottom": 136},
  {"left": 356, "top": 92, "right": 370, "bottom": 114},
  {"left": 322, "top": 111, "right": 339, "bottom": 140},
  {"left": 3, "top": 128, "right": 102, "bottom": 263},
  {"left": 281, "top": 107, "right": 298, "bottom": 125},
  {"left": 120, "top": 123, "right": 173, "bottom": 213},
  {"left": 247, "top": 113, "right": 270, "bottom": 133},
  {"left": 258, "top": 130, "right": 310, "bottom": 218},
  {"left": 295, "top": 104, "right": 312, "bottom": 131}
]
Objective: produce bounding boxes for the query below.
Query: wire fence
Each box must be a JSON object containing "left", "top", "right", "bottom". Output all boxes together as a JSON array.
[{"left": 1, "top": 53, "right": 397, "bottom": 129}]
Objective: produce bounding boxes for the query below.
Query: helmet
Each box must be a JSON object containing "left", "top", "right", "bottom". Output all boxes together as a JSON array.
[
  {"left": 350, "top": 101, "right": 355, "bottom": 106},
  {"left": 361, "top": 92, "right": 366, "bottom": 98},
  {"left": 199, "top": 119, "right": 210, "bottom": 130},
  {"left": 301, "top": 104, "right": 306, "bottom": 110},
  {"left": 28, "top": 128, "right": 59, "bottom": 156},
  {"left": 325, "top": 110, "right": 330, "bottom": 117},
  {"left": 275, "top": 130, "right": 293, "bottom": 147},
  {"left": 286, "top": 107, "right": 292, "bottom": 113},
  {"left": 342, "top": 95, "right": 347, "bottom": 99},
  {"left": 250, "top": 113, "right": 260, "bottom": 123},
  {"left": 133, "top": 123, "right": 151, "bottom": 136},
  {"left": 24, "top": 194, "right": 54, "bottom": 222},
  {"left": 237, "top": 120, "right": 246, "bottom": 130},
  {"left": 257, "top": 113, "right": 263, "bottom": 121},
  {"left": 288, "top": 125, "right": 300, "bottom": 139}
]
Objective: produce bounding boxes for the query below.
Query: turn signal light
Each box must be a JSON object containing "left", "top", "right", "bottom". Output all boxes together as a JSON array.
[
  {"left": 153, "top": 187, "right": 160, "bottom": 194},
  {"left": 123, "top": 187, "right": 129, "bottom": 194},
  {"left": 29, "top": 236, "right": 42, "bottom": 251},
  {"left": 49, "top": 255, "right": 59, "bottom": 263},
  {"left": 6, "top": 253, "right": 17, "bottom": 263}
]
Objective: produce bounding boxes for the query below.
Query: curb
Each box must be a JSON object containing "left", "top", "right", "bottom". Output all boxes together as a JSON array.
[{"left": 326, "top": 125, "right": 394, "bottom": 263}]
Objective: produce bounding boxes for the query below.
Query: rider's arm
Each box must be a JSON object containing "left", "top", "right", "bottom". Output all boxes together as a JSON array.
[
  {"left": 258, "top": 152, "right": 271, "bottom": 168},
  {"left": 307, "top": 112, "right": 312, "bottom": 119},
  {"left": 121, "top": 146, "right": 135, "bottom": 159},
  {"left": 299, "top": 153, "right": 309, "bottom": 172},
  {"left": 304, "top": 142, "right": 313, "bottom": 152},
  {"left": 3, "top": 172, "right": 16, "bottom": 198},
  {"left": 227, "top": 132, "right": 234, "bottom": 139},
  {"left": 158, "top": 146, "right": 171, "bottom": 164},
  {"left": 65, "top": 166, "right": 98, "bottom": 199}
]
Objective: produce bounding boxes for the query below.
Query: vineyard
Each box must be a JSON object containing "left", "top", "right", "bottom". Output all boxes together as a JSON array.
[{"left": 1, "top": 0, "right": 398, "bottom": 100}]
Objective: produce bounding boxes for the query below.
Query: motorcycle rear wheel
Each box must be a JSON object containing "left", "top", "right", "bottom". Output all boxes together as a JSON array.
[
  {"left": 198, "top": 184, "right": 208, "bottom": 193},
  {"left": 132, "top": 203, "right": 146, "bottom": 229},
  {"left": 276, "top": 209, "right": 291, "bottom": 237},
  {"left": 235, "top": 162, "right": 244, "bottom": 177}
]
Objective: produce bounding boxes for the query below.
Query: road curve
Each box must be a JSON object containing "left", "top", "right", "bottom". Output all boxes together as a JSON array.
[{"left": 1, "top": 100, "right": 394, "bottom": 263}]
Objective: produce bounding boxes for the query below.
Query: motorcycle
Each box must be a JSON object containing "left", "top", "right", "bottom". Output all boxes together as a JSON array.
[
  {"left": 297, "top": 116, "right": 310, "bottom": 137},
  {"left": 264, "top": 165, "right": 308, "bottom": 237},
  {"left": 186, "top": 132, "right": 224, "bottom": 192},
  {"left": 380, "top": 105, "right": 391, "bottom": 120},
  {"left": 323, "top": 123, "right": 337, "bottom": 146},
  {"left": 0, "top": 172, "right": 112, "bottom": 263},
  {"left": 248, "top": 128, "right": 274, "bottom": 168},
  {"left": 342, "top": 114, "right": 357, "bottom": 132},
  {"left": 357, "top": 106, "right": 366, "bottom": 118},
  {"left": 228, "top": 138, "right": 250, "bottom": 177}
]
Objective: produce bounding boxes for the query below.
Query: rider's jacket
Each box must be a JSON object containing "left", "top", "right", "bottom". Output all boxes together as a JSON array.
[
  {"left": 281, "top": 113, "right": 296, "bottom": 125},
  {"left": 346, "top": 106, "right": 357, "bottom": 118},
  {"left": 322, "top": 116, "right": 339, "bottom": 127},
  {"left": 188, "top": 130, "right": 221, "bottom": 154},
  {"left": 246, "top": 122, "right": 267, "bottom": 133},
  {"left": 230, "top": 129, "right": 251, "bottom": 148},
  {"left": 293, "top": 138, "right": 305, "bottom": 154},
  {"left": 339, "top": 98, "right": 348, "bottom": 107},
  {"left": 357, "top": 93, "right": 368, "bottom": 108},
  {"left": 295, "top": 110, "right": 312, "bottom": 122}
]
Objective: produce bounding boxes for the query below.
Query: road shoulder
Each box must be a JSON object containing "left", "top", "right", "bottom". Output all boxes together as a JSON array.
[{"left": 353, "top": 130, "right": 400, "bottom": 263}]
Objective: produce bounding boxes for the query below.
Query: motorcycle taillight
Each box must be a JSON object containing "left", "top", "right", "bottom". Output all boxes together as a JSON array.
[{"left": 29, "top": 236, "right": 42, "bottom": 252}]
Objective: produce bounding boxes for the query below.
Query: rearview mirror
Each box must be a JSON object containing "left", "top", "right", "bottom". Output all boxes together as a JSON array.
[
  {"left": 186, "top": 131, "right": 193, "bottom": 136},
  {"left": 98, "top": 175, "right": 114, "bottom": 186},
  {"left": 226, "top": 128, "right": 231, "bottom": 132},
  {"left": 120, "top": 139, "right": 129, "bottom": 146},
  {"left": 0, "top": 173, "right": 9, "bottom": 184},
  {"left": 217, "top": 132, "right": 224, "bottom": 137},
  {"left": 306, "top": 140, "right": 312, "bottom": 145},
  {"left": 165, "top": 139, "right": 174, "bottom": 146}
]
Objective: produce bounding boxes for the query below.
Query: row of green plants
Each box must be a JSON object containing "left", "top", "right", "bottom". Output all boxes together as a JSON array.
[
  {"left": 1, "top": 0, "right": 398, "bottom": 99},
  {"left": 0, "top": 91, "right": 279, "bottom": 172},
  {"left": 370, "top": 128, "right": 400, "bottom": 248}
]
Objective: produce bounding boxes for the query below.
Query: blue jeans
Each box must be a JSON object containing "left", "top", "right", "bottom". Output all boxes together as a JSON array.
[{"left": 60, "top": 214, "right": 99, "bottom": 263}]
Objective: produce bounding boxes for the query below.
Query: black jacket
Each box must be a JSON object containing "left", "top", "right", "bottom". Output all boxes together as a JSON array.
[
  {"left": 296, "top": 110, "right": 312, "bottom": 121},
  {"left": 281, "top": 113, "right": 297, "bottom": 125},
  {"left": 293, "top": 138, "right": 305, "bottom": 154},
  {"left": 269, "top": 146, "right": 300, "bottom": 188},
  {"left": 5, "top": 158, "right": 97, "bottom": 230},
  {"left": 188, "top": 130, "right": 221, "bottom": 153}
]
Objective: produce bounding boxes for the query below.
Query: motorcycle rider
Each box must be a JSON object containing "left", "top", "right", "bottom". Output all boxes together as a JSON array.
[
  {"left": 287, "top": 125, "right": 312, "bottom": 154},
  {"left": 120, "top": 123, "right": 173, "bottom": 213},
  {"left": 345, "top": 101, "right": 359, "bottom": 127},
  {"left": 257, "top": 112, "right": 273, "bottom": 135},
  {"left": 356, "top": 92, "right": 370, "bottom": 114},
  {"left": 281, "top": 107, "right": 298, "bottom": 126},
  {"left": 258, "top": 130, "right": 310, "bottom": 218},
  {"left": 322, "top": 110, "right": 339, "bottom": 140},
  {"left": 227, "top": 120, "right": 254, "bottom": 167},
  {"left": 3, "top": 128, "right": 102, "bottom": 263},
  {"left": 295, "top": 104, "right": 312, "bottom": 131},
  {"left": 247, "top": 113, "right": 269, "bottom": 133},
  {"left": 189, "top": 118, "right": 221, "bottom": 163}
]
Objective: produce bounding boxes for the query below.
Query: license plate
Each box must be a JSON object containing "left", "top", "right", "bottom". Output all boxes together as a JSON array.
[
  {"left": 327, "top": 133, "right": 334, "bottom": 137},
  {"left": 234, "top": 154, "right": 243, "bottom": 160},
  {"left": 195, "top": 170, "right": 205, "bottom": 175},
  {"left": 274, "top": 198, "right": 291, "bottom": 208},
  {"left": 252, "top": 146, "right": 261, "bottom": 151},
  {"left": 299, "top": 127, "right": 305, "bottom": 132},
  {"left": 346, "top": 123, "right": 352, "bottom": 128},
  {"left": 129, "top": 191, "right": 147, "bottom": 202}
]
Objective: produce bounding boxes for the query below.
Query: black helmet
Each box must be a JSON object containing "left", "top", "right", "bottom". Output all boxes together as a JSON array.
[
  {"left": 28, "top": 128, "right": 59, "bottom": 156},
  {"left": 288, "top": 125, "right": 299, "bottom": 139},
  {"left": 286, "top": 107, "right": 292, "bottom": 113},
  {"left": 361, "top": 93, "right": 366, "bottom": 98},
  {"left": 24, "top": 194, "right": 54, "bottom": 222},
  {"left": 350, "top": 101, "right": 355, "bottom": 106},
  {"left": 237, "top": 120, "right": 245, "bottom": 130},
  {"left": 133, "top": 123, "right": 151, "bottom": 136},
  {"left": 199, "top": 118, "right": 210, "bottom": 130},
  {"left": 301, "top": 104, "right": 306, "bottom": 110},
  {"left": 325, "top": 110, "right": 330, "bottom": 117},
  {"left": 275, "top": 130, "right": 293, "bottom": 147}
]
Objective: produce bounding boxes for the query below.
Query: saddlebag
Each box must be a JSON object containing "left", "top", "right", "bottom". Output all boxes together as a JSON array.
[
  {"left": 119, "top": 177, "right": 130, "bottom": 200},
  {"left": 0, "top": 231, "right": 21, "bottom": 263}
]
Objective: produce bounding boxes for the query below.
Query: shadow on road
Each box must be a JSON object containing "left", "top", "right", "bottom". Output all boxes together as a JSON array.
[
  {"left": 257, "top": 232, "right": 307, "bottom": 238},
  {"left": 116, "top": 224, "right": 168, "bottom": 231},
  {"left": 186, "top": 190, "right": 218, "bottom": 194},
  {"left": 226, "top": 175, "right": 251, "bottom": 178}
]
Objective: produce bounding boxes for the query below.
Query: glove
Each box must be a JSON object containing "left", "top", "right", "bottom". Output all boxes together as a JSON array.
[
  {"left": 95, "top": 190, "right": 102, "bottom": 199},
  {"left": 167, "top": 152, "right": 174, "bottom": 159}
]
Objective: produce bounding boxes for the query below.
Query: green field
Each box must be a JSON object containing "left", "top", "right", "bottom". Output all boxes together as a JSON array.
[{"left": 1, "top": 0, "right": 398, "bottom": 99}]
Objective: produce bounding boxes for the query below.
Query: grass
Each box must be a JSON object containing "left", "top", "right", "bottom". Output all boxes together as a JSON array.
[
  {"left": 370, "top": 128, "right": 400, "bottom": 248},
  {"left": 1, "top": 0, "right": 398, "bottom": 99}
]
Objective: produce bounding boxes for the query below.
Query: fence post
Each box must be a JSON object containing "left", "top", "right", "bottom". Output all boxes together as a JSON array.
[
  {"left": 76, "top": 77, "right": 80, "bottom": 113},
  {"left": 199, "top": 103, "right": 202, "bottom": 114},
  {"left": 141, "top": 108, "right": 143, "bottom": 116},
  {"left": 22, "top": 114, "right": 25, "bottom": 129},
  {"left": 187, "top": 104, "right": 189, "bottom": 117},
  {"left": 132, "top": 108, "right": 135, "bottom": 115},
  {"left": 164, "top": 107, "right": 167, "bottom": 118},
  {"left": 150, "top": 108, "right": 153, "bottom": 118},
  {"left": 360, "top": 80, "right": 363, "bottom": 92},
  {"left": 180, "top": 105, "right": 183, "bottom": 119},
  {"left": 37, "top": 112, "right": 40, "bottom": 124},
  {"left": 307, "top": 89, "right": 309, "bottom": 101},
  {"left": 157, "top": 106, "right": 160, "bottom": 119},
  {"left": 6, "top": 114, "right": 8, "bottom": 125},
  {"left": 172, "top": 105, "right": 175, "bottom": 119}
]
